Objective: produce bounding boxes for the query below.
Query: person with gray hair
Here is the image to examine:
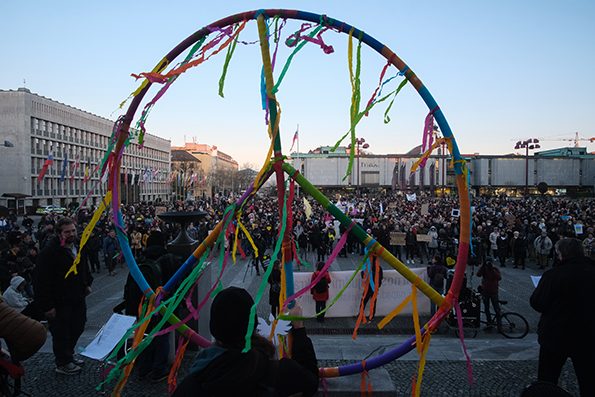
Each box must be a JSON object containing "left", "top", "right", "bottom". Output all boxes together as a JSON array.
[{"left": 530, "top": 238, "right": 595, "bottom": 396}]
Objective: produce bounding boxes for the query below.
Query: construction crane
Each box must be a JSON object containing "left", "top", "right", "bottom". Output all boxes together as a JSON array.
[{"left": 512, "top": 132, "right": 595, "bottom": 148}]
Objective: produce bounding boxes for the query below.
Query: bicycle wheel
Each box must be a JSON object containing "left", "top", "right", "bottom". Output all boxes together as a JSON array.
[
  {"left": 498, "top": 312, "right": 529, "bottom": 339},
  {"left": 454, "top": 321, "right": 478, "bottom": 339}
]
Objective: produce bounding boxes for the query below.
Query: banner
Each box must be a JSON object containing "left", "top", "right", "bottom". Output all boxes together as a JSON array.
[
  {"left": 293, "top": 268, "right": 431, "bottom": 317},
  {"left": 390, "top": 232, "right": 406, "bottom": 246},
  {"left": 406, "top": 193, "right": 416, "bottom": 201}
]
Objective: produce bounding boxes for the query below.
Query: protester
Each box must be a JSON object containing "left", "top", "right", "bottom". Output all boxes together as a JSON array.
[
  {"left": 360, "top": 255, "right": 383, "bottom": 318},
  {"left": 427, "top": 256, "right": 448, "bottom": 315},
  {"left": 34, "top": 218, "right": 93, "bottom": 375},
  {"left": 311, "top": 262, "right": 331, "bottom": 323},
  {"left": 268, "top": 260, "right": 282, "bottom": 317},
  {"left": 476, "top": 258, "right": 502, "bottom": 328},
  {"left": 102, "top": 229, "right": 119, "bottom": 276},
  {"left": 534, "top": 231, "right": 553, "bottom": 269},
  {"left": 530, "top": 238, "right": 595, "bottom": 396}
]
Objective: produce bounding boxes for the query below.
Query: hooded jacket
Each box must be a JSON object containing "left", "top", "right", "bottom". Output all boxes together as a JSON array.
[{"left": 2, "top": 276, "right": 28, "bottom": 312}]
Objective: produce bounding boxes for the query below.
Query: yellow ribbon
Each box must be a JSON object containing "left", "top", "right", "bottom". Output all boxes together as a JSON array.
[
  {"left": 238, "top": 220, "right": 259, "bottom": 258},
  {"left": 65, "top": 191, "right": 112, "bottom": 278},
  {"left": 409, "top": 137, "right": 454, "bottom": 174},
  {"left": 413, "top": 333, "right": 432, "bottom": 397}
]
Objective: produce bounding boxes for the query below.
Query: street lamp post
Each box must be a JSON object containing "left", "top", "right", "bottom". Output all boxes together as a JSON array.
[
  {"left": 514, "top": 139, "right": 540, "bottom": 197},
  {"left": 348, "top": 138, "right": 370, "bottom": 195}
]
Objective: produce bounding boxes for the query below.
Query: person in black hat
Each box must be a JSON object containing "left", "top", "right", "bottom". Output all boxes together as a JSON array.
[
  {"left": 172, "top": 287, "right": 319, "bottom": 397},
  {"left": 129, "top": 231, "right": 179, "bottom": 383}
]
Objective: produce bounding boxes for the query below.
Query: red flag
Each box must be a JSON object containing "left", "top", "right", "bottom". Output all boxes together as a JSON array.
[
  {"left": 71, "top": 154, "right": 80, "bottom": 183},
  {"left": 37, "top": 153, "right": 53, "bottom": 181},
  {"left": 124, "top": 168, "right": 128, "bottom": 185}
]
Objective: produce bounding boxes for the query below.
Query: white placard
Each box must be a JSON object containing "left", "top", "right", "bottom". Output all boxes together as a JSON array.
[{"left": 81, "top": 314, "right": 136, "bottom": 361}]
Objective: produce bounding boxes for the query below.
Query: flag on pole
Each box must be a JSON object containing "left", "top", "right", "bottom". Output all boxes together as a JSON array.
[
  {"left": 131, "top": 167, "right": 136, "bottom": 185},
  {"left": 83, "top": 158, "right": 91, "bottom": 183},
  {"left": 37, "top": 153, "right": 53, "bottom": 181},
  {"left": 70, "top": 154, "right": 80, "bottom": 183},
  {"left": 124, "top": 168, "right": 128, "bottom": 185},
  {"left": 60, "top": 153, "right": 68, "bottom": 183},
  {"left": 289, "top": 130, "right": 298, "bottom": 152}
]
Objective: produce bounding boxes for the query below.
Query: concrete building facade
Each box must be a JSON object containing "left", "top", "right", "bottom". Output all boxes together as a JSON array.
[
  {"left": 0, "top": 88, "right": 171, "bottom": 213},
  {"left": 171, "top": 142, "right": 239, "bottom": 198},
  {"left": 291, "top": 146, "right": 595, "bottom": 197}
]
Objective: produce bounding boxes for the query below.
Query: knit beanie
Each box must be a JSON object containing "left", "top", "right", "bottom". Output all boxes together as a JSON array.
[
  {"left": 146, "top": 231, "right": 166, "bottom": 248},
  {"left": 210, "top": 287, "right": 256, "bottom": 346}
]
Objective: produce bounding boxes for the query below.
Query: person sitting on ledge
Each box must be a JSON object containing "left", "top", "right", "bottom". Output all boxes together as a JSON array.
[{"left": 172, "top": 286, "right": 319, "bottom": 397}]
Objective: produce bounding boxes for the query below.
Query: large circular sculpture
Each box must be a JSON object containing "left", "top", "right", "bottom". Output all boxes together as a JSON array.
[{"left": 82, "top": 9, "right": 473, "bottom": 394}]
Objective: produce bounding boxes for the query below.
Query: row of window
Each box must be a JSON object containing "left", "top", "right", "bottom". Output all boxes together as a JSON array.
[{"left": 31, "top": 117, "right": 170, "bottom": 163}]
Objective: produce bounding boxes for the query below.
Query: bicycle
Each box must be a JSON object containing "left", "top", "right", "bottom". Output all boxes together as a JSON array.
[{"left": 446, "top": 288, "right": 529, "bottom": 339}]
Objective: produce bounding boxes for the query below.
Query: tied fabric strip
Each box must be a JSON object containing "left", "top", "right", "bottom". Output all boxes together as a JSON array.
[
  {"left": 280, "top": 221, "right": 355, "bottom": 310},
  {"left": 412, "top": 333, "right": 432, "bottom": 397},
  {"left": 279, "top": 248, "right": 370, "bottom": 323},
  {"left": 361, "top": 360, "right": 372, "bottom": 397},
  {"left": 168, "top": 336, "right": 190, "bottom": 395},
  {"left": 454, "top": 298, "right": 474, "bottom": 385}
]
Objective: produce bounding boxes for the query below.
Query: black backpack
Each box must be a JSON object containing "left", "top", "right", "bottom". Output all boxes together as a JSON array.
[
  {"left": 124, "top": 257, "right": 163, "bottom": 317},
  {"left": 314, "top": 274, "right": 328, "bottom": 294}
]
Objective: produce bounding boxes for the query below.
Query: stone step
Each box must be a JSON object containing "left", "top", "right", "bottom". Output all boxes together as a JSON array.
[{"left": 314, "top": 369, "right": 395, "bottom": 396}]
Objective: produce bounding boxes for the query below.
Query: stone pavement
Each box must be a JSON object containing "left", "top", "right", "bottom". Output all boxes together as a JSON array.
[{"left": 12, "top": 250, "right": 581, "bottom": 396}]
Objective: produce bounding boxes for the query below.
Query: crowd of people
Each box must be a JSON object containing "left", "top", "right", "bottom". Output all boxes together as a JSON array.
[{"left": 0, "top": 192, "right": 594, "bottom": 394}]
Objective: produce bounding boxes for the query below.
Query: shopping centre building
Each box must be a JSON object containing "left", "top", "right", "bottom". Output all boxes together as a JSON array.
[{"left": 290, "top": 145, "right": 595, "bottom": 197}]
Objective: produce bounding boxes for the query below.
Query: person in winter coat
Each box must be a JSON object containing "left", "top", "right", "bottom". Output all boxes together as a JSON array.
[
  {"left": 534, "top": 231, "right": 553, "bottom": 269},
  {"left": 496, "top": 230, "right": 509, "bottom": 267},
  {"left": 130, "top": 228, "right": 143, "bottom": 259},
  {"left": 530, "top": 238, "right": 595, "bottom": 396},
  {"left": 86, "top": 228, "right": 102, "bottom": 273},
  {"left": 311, "top": 262, "right": 331, "bottom": 323},
  {"left": 128, "top": 231, "right": 179, "bottom": 383},
  {"left": 427, "top": 256, "right": 448, "bottom": 315},
  {"left": 3, "top": 276, "right": 29, "bottom": 313},
  {"left": 427, "top": 226, "right": 439, "bottom": 259},
  {"left": 33, "top": 218, "right": 93, "bottom": 375},
  {"left": 0, "top": 297, "right": 46, "bottom": 362},
  {"left": 102, "top": 229, "right": 119, "bottom": 276},
  {"left": 489, "top": 227, "right": 500, "bottom": 258},
  {"left": 511, "top": 231, "right": 528, "bottom": 269},
  {"left": 268, "top": 260, "right": 282, "bottom": 317},
  {"left": 172, "top": 287, "right": 319, "bottom": 397},
  {"left": 476, "top": 258, "right": 502, "bottom": 328}
]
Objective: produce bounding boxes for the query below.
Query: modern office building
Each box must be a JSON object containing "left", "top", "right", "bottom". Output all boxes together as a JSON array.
[{"left": 0, "top": 88, "right": 171, "bottom": 213}]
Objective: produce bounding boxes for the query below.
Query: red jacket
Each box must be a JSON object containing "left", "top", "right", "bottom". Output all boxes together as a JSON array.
[
  {"left": 476, "top": 265, "right": 501, "bottom": 294},
  {"left": 311, "top": 271, "right": 331, "bottom": 301}
]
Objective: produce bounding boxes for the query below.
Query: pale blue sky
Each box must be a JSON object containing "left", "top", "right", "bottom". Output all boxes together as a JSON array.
[{"left": 2, "top": 1, "right": 593, "bottom": 167}]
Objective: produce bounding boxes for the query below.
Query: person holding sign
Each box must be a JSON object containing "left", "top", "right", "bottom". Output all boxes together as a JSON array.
[{"left": 311, "top": 262, "right": 331, "bottom": 323}]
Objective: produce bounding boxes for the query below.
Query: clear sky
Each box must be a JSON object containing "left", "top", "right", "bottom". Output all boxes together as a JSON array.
[{"left": 2, "top": 1, "right": 594, "bottom": 168}]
